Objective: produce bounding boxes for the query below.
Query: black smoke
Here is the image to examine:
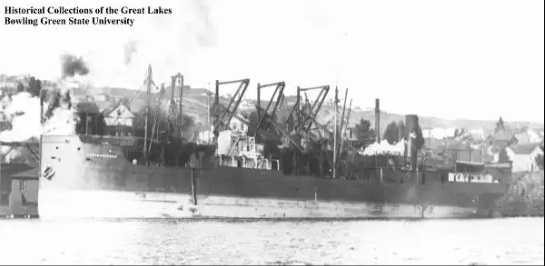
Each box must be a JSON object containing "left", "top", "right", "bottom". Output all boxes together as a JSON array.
[
  {"left": 43, "top": 87, "right": 72, "bottom": 119},
  {"left": 60, "top": 54, "right": 90, "bottom": 78}
]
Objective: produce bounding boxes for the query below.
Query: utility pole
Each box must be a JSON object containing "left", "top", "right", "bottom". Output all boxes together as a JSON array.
[
  {"left": 375, "top": 98, "right": 380, "bottom": 143},
  {"left": 214, "top": 80, "right": 219, "bottom": 143},
  {"left": 333, "top": 86, "right": 338, "bottom": 179},
  {"left": 179, "top": 74, "right": 184, "bottom": 140},
  {"left": 144, "top": 64, "right": 152, "bottom": 162},
  {"left": 207, "top": 82, "right": 211, "bottom": 144}
]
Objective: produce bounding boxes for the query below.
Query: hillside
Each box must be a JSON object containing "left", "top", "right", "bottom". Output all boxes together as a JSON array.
[{"left": 69, "top": 86, "right": 544, "bottom": 133}]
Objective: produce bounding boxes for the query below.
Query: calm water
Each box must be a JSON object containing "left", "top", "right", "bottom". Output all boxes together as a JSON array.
[{"left": 0, "top": 218, "right": 543, "bottom": 265}]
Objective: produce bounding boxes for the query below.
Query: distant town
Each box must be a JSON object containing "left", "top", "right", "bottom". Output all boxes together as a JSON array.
[{"left": 1, "top": 73, "right": 544, "bottom": 173}]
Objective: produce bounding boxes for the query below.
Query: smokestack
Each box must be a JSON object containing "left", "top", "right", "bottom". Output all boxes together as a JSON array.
[
  {"left": 171, "top": 76, "right": 176, "bottom": 101},
  {"left": 375, "top": 98, "right": 380, "bottom": 143},
  {"left": 404, "top": 114, "right": 419, "bottom": 172}
]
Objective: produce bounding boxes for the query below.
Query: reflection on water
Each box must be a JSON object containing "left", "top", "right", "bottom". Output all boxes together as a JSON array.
[{"left": 0, "top": 218, "right": 543, "bottom": 265}]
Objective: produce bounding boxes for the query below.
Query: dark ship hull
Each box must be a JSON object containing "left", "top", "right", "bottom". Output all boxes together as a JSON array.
[{"left": 38, "top": 135, "right": 510, "bottom": 220}]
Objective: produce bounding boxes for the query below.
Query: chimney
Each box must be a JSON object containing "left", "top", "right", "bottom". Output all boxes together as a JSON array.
[{"left": 375, "top": 98, "right": 380, "bottom": 143}]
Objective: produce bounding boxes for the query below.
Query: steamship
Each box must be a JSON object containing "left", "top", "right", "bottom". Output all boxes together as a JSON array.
[{"left": 37, "top": 66, "right": 512, "bottom": 220}]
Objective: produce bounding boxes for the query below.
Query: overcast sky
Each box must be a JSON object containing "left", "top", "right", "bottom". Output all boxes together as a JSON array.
[{"left": 0, "top": 0, "right": 543, "bottom": 123}]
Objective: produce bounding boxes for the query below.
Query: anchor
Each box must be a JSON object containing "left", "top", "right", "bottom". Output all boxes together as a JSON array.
[{"left": 41, "top": 166, "right": 55, "bottom": 181}]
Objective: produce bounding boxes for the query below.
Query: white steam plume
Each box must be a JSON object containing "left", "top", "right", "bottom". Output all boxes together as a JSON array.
[
  {"left": 1, "top": 90, "right": 79, "bottom": 160},
  {"left": 0, "top": 92, "right": 41, "bottom": 142}
]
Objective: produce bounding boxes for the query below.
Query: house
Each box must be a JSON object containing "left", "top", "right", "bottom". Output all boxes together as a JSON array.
[
  {"left": 0, "top": 111, "right": 10, "bottom": 131},
  {"left": 485, "top": 129, "right": 518, "bottom": 148},
  {"left": 217, "top": 130, "right": 258, "bottom": 157},
  {"left": 506, "top": 143, "right": 544, "bottom": 172},
  {"left": 0, "top": 163, "right": 38, "bottom": 218},
  {"left": 74, "top": 102, "right": 102, "bottom": 135},
  {"left": 515, "top": 128, "right": 544, "bottom": 144},
  {"left": 228, "top": 116, "right": 249, "bottom": 134},
  {"left": 482, "top": 129, "right": 518, "bottom": 163},
  {"left": 8, "top": 167, "right": 39, "bottom": 217},
  {"left": 421, "top": 128, "right": 456, "bottom": 140},
  {"left": 344, "top": 127, "right": 358, "bottom": 142},
  {"left": 0, "top": 80, "right": 21, "bottom": 95},
  {"left": 103, "top": 103, "right": 135, "bottom": 136},
  {"left": 70, "top": 87, "right": 88, "bottom": 102},
  {"left": 468, "top": 129, "right": 486, "bottom": 143},
  {"left": 433, "top": 139, "right": 485, "bottom": 163}
]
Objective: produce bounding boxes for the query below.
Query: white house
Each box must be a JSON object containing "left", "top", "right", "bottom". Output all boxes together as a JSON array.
[
  {"left": 506, "top": 143, "right": 544, "bottom": 172},
  {"left": 105, "top": 103, "right": 134, "bottom": 127},
  {"left": 104, "top": 103, "right": 135, "bottom": 136},
  {"left": 228, "top": 116, "right": 248, "bottom": 134},
  {"left": 515, "top": 129, "right": 544, "bottom": 144}
]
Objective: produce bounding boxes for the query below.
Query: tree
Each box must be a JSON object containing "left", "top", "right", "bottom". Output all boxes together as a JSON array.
[
  {"left": 495, "top": 117, "right": 506, "bottom": 133},
  {"left": 354, "top": 118, "right": 375, "bottom": 149},
  {"left": 454, "top": 128, "right": 473, "bottom": 142},
  {"left": 537, "top": 153, "right": 544, "bottom": 170},
  {"left": 27, "top": 76, "right": 41, "bottom": 97},
  {"left": 16, "top": 82, "right": 24, "bottom": 93},
  {"left": 120, "top": 97, "right": 131, "bottom": 107},
  {"left": 383, "top": 121, "right": 402, "bottom": 144}
]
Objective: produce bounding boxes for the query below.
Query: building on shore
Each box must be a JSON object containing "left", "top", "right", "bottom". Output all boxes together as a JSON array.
[
  {"left": 506, "top": 143, "right": 544, "bottom": 172},
  {"left": 74, "top": 102, "right": 102, "bottom": 135},
  {"left": 103, "top": 103, "right": 135, "bottom": 137},
  {"left": 0, "top": 163, "right": 39, "bottom": 218}
]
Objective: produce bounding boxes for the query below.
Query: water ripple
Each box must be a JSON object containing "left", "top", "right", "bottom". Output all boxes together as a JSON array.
[{"left": 0, "top": 218, "right": 543, "bottom": 265}]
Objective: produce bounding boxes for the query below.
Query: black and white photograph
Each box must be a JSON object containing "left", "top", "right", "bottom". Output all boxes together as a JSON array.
[{"left": 0, "top": 0, "right": 543, "bottom": 264}]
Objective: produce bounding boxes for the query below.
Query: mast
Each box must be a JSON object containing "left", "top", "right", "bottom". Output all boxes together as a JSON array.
[
  {"left": 40, "top": 89, "right": 46, "bottom": 174},
  {"left": 337, "top": 88, "right": 348, "bottom": 162},
  {"left": 207, "top": 82, "right": 211, "bottom": 144},
  {"left": 178, "top": 74, "right": 184, "bottom": 140},
  {"left": 214, "top": 80, "right": 219, "bottom": 142},
  {"left": 149, "top": 83, "right": 164, "bottom": 152},
  {"left": 375, "top": 98, "right": 381, "bottom": 143},
  {"left": 144, "top": 64, "right": 152, "bottom": 161},
  {"left": 333, "top": 86, "right": 338, "bottom": 178}
]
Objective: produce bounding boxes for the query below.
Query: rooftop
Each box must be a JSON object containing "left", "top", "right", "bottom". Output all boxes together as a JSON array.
[
  {"left": 11, "top": 167, "right": 40, "bottom": 180},
  {"left": 75, "top": 102, "right": 100, "bottom": 114},
  {"left": 490, "top": 129, "right": 516, "bottom": 141},
  {"left": 509, "top": 143, "right": 543, "bottom": 155}
]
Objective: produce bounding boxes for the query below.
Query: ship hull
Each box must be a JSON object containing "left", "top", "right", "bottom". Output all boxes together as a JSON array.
[
  {"left": 38, "top": 135, "right": 509, "bottom": 220},
  {"left": 38, "top": 189, "right": 479, "bottom": 220}
]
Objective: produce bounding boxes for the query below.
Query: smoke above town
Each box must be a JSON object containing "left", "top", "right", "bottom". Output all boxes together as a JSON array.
[
  {"left": 0, "top": 88, "right": 79, "bottom": 141},
  {"left": 60, "top": 54, "right": 90, "bottom": 78},
  {"left": 1, "top": 56, "right": 81, "bottom": 160}
]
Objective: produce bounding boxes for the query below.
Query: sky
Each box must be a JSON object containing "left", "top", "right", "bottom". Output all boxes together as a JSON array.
[{"left": 0, "top": 0, "right": 543, "bottom": 123}]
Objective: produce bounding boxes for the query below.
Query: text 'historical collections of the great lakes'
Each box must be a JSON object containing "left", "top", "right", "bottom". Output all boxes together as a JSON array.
[{"left": 3, "top": 6, "right": 173, "bottom": 27}]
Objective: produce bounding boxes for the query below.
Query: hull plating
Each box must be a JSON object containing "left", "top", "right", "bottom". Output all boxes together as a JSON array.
[
  {"left": 38, "top": 190, "right": 479, "bottom": 220},
  {"left": 38, "top": 135, "right": 509, "bottom": 219}
]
